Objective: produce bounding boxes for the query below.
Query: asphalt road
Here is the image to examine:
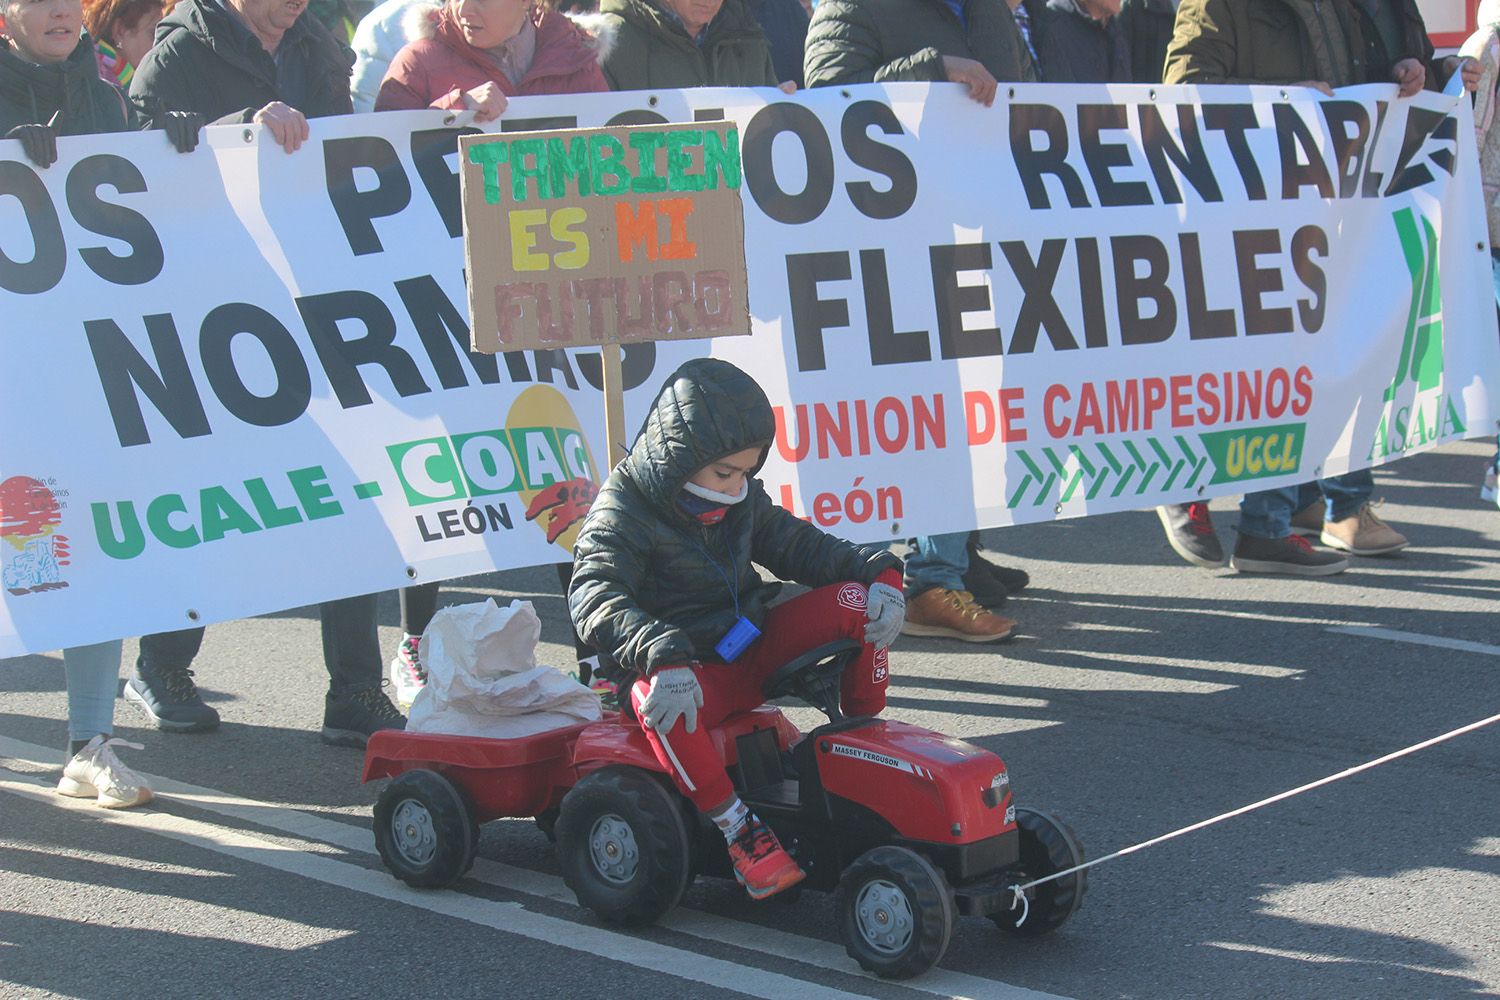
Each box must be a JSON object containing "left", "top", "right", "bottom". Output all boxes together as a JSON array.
[{"left": 3, "top": 440, "right": 1498, "bottom": 1000}]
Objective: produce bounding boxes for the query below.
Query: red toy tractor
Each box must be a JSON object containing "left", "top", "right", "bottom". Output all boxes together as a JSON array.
[{"left": 363, "top": 640, "right": 1085, "bottom": 979}]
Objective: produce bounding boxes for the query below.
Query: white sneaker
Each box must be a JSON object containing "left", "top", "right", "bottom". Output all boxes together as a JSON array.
[
  {"left": 388, "top": 633, "right": 426, "bottom": 710},
  {"left": 1482, "top": 464, "right": 1497, "bottom": 504},
  {"left": 57, "top": 735, "right": 153, "bottom": 809}
]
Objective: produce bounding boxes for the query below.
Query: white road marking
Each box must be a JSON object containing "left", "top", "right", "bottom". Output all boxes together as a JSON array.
[
  {"left": 0, "top": 769, "right": 875, "bottom": 1000},
  {"left": 1324, "top": 625, "right": 1500, "bottom": 657},
  {"left": 0, "top": 735, "right": 1074, "bottom": 1000}
]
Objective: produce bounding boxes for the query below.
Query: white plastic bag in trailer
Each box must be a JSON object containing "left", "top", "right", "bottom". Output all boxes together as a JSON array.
[{"left": 407, "top": 599, "right": 602, "bottom": 738}]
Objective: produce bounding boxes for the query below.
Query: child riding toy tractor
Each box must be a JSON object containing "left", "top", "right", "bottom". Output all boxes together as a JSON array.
[{"left": 365, "top": 358, "right": 1085, "bottom": 979}]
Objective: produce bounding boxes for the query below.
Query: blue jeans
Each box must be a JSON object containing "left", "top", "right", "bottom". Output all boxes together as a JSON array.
[
  {"left": 1296, "top": 470, "right": 1373, "bottom": 522},
  {"left": 1241, "top": 470, "right": 1374, "bottom": 538},
  {"left": 63, "top": 640, "right": 124, "bottom": 743},
  {"left": 903, "top": 532, "right": 969, "bottom": 595}
]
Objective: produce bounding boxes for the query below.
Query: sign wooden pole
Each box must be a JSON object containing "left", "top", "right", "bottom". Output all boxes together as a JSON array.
[{"left": 601, "top": 343, "right": 627, "bottom": 471}]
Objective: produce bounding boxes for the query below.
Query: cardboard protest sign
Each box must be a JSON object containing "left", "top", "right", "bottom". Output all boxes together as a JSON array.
[{"left": 460, "top": 121, "right": 750, "bottom": 354}]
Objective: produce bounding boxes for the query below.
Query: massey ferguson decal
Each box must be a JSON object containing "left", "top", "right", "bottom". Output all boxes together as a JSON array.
[{"left": 830, "top": 743, "right": 932, "bottom": 779}]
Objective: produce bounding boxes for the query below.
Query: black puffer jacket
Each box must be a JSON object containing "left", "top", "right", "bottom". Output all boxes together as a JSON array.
[
  {"left": 569, "top": 359, "right": 901, "bottom": 678},
  {"left": 0, "top": 36, "right": 134, "bottom": 136},
  {"left": 129, "top": 0, "right": 352, "bottom": 127}
]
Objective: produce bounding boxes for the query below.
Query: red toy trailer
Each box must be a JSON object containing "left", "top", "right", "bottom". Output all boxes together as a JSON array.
[{"left": 363, "top": 641, "right": 1085, "bottom": 979}]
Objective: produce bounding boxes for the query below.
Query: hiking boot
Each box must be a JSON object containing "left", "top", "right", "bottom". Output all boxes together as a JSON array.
[
  {"left": 125, "top": 663, "right": 220, "bottom": 733},
  {"left": 966, "top": 539, "right": 1030, "bottom": 593},
  {"left": 1321, "top": 504, "right": 1408, "bottom": 556},
  {"left": 57, "top": 735, "right": 153, "bottom": 809},
  {"left": 901, "top": 588, "right": 1016, "bottom": 643},
  {"left": 321, "top": 686, "right": 406, "bottom": 748},
  {"left": 1230, "top": 533, "right": 1348, "bottom": 576},
  {"left": 1155, "top": 502, "right": 1224, "bottom": 569},
  {"left": 388, "top": 633, "right": 426, "bottom": 709},
  {"left": 1289, "top": 502, "right": 1325, "bottom": 537},
  {"left": 959, "top": 564, "right": 1010, "bottom": 608},
  {"left": 727, "top": 815, "right": 805, "bottom": 900}
]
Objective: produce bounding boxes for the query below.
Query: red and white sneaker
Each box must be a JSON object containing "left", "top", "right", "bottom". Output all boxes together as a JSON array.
[
  {"left": 388, "top": 634, "right": 426, "bottom": 709},
  {"left": 727, "top": 816, "right": 805, "bottom": 900}
]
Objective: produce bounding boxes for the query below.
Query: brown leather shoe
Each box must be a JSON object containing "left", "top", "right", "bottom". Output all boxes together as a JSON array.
[
  {"left": 901, "top": 588, "right": 1016, "bottom": 643},
  {"left": 1289, "top": 501, "right": 1324, "bottom": 537},
  {"left": 1321, "top": 504, "right": 1408, "bottom": 555}
]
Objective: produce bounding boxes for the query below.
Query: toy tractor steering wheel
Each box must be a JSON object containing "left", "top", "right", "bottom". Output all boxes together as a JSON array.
[{"left": 760, "top": 640, "right": 863, "bottom": 721}]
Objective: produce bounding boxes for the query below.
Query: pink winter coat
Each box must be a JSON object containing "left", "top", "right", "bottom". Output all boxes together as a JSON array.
[{"left": 375, "top": 7, "right": 609, "bottom": 110}]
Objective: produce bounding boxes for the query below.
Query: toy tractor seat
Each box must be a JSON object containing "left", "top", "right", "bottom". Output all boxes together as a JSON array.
[{"left": 761, "top": 639, "right": 863, "bottom": 721}]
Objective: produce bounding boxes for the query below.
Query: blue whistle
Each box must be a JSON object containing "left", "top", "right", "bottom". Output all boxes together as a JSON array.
[{"left": 715, "top": 616, "right": 761, "bottom": 662}]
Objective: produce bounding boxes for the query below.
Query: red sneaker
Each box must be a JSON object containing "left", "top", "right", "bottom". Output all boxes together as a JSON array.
[{"left": 727, "top": 817, "right": 805, "bottom": 899}]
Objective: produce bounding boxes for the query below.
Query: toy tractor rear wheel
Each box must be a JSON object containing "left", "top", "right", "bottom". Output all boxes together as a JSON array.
[
  {"left": 373, "top": 769, "right": 479, "bottom": 889},
  {"left": 991, "top": 807, "right": 1086, "bottom": 937},
  {"left": 837, "top": 846, "right": 956, "bottom": 979},
  {"left": 556, "top": 766, "right": 693, "bottom": 927}
]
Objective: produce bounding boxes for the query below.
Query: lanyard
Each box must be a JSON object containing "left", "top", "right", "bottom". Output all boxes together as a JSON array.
[{"left": 681, "top": 531, "right": 741, "bottom": 618}]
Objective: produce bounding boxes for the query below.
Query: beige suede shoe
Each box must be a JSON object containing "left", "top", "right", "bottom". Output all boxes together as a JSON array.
[{"left": 1321, "top": 504, "right": 1408, "bottom": 556}]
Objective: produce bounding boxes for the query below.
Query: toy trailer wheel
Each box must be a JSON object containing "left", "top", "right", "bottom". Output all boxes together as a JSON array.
[
  {"left": 837, "top": 846, "right": 956, "bottom": 980},
  {"left": 991, "top": 807, "right": 1087, "bottom": 937},
  {"left": 556, "top": 767, "right": 693, "bottom": 927},
  {"left": 373, "top": 769, "right": 479, "bottom": 889}
]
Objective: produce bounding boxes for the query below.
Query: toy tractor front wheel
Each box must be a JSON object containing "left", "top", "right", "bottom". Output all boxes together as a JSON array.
[
  {"left": 837, "top": 846, "right": 956, "bottom": 979},
  {"left": 556, "top": 766, "right": 693, "bottom": 927},
  {"left": 991, "top": 807, "right": 1086, "bottom": 937},
  {"left": 373, "top": 769, "right": 480, "bottom": 889}
]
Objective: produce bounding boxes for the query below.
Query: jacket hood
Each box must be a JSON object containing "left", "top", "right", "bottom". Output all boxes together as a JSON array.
[
  {"left": 622, "top": 359, "right": 775, "bottom": 511},
  {"left": 0, "top": 35, "right": 113, "bottom": 132}
]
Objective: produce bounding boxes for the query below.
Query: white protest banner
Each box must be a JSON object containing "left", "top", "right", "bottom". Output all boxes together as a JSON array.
[{"left": 1, "top": 84, "right": 1496, "bottom": 657}]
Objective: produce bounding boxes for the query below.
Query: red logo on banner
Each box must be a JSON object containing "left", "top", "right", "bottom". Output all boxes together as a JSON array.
[
  {"left": 524, "top": 478, "right": 600, "bottom": 544},
  {"left": 1, "top": 476, "right": 70, "bottom": 596}
]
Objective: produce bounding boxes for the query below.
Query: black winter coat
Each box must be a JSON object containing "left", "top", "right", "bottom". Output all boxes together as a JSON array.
[
  {"left": 129, "top": 0, "right": 352, "bottom": 127},
  {"left": 804, "top": 0, "right": 1037, "bottom": 88},
  {"left": 0, "top": 36, "right": 134, "bottom": 137},
  {"left": 568, "top": 359, "right": 901, "bottom": 678},
  {"left": 1032, "top": 0, "right": 1132, "bottom": 83},
  {"left": 1116, "top": 0, "right": 1176, "bottom": 83}
]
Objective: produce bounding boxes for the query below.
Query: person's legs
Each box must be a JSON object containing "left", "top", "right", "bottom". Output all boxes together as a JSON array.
[
  {"left": 1318, "top": 469, "right": 1407, "bottom": 555},
  {"left": 1318, "top": 470, "right": 1373, "bottom": 522},
  {"left": 391, "top": 583, "right": 440, "bottom": 708},
  {"left": 321, "top": 594, "right": 405, "bottom": 748},
  {"left": 60, "top": 639, "right": 151, "bottom": 809},
  {"left": 1233, "top": 487, "right": 1348, "bottom": 575},
  {"left": 1237, "top": 487, "right": 1297, "bottom": 540},
  {"left": 399, "top": 583, "right": 440, "bottom": 637},
  {"left": 629, "top": 653, "right": 802, "bottom": 899},
  {"left": 902, "top": 532, "right": 1014, "bottom": 641},
  {"left": 961, "top": 530, "right": 1029, "bottom": 604},
  {"left": 903, "top": 532, "right": 968, "bottom": 595},
  {"left": 126, "top": 627, "right": 218, "bottom": 732},
  {"left": 63, "top": 640, "right": 124, "bottom": 750},
  {"left": 744, "top": 580, "right": 890, "bottom": 718}
]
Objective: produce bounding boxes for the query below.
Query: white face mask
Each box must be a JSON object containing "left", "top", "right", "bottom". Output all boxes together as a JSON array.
[{"left": 682, "top": 477, "right": 750, "bottom": 505}]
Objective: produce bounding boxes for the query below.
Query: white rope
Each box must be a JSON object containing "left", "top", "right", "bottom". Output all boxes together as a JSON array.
[{"left": 1006, "top": 710, "right": 1500, "bottom": 923}]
